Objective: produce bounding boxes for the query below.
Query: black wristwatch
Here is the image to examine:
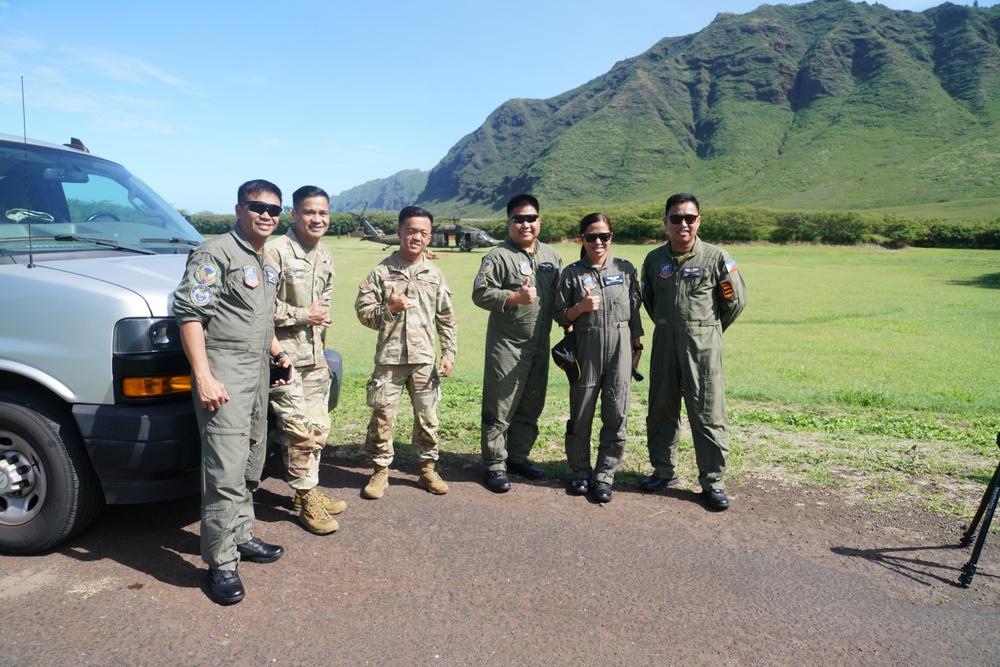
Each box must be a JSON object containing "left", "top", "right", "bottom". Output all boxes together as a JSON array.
[
  {"left": 632, "top": 344, "right": 643, "bottom": 352},
  {"left": 273, "top": 351, "right": 290, "bottom": 363}
]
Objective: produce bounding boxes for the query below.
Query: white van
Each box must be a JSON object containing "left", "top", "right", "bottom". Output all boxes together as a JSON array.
[{"left": 0, "top": 134, "right": 207, "bottom": 554}]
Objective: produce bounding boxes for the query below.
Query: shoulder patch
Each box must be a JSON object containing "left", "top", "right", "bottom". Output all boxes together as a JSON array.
[
  {"left": 480, "top": 258, "right": 493, "bottom": 273},
  {"left": 720, "top": 280, "right": 735, "bottom": 301},
  {"left": 726, "top": 258, "right": 738, "bottom": 274},
  {"left": 195, "top": 263, "right": 219, "bottom": 286},
  {"left": 474, "top": 272, "right": 486, "bottom": 287},
  {"left": 191, "top": 284, "right": 213, "bottom": 306}
]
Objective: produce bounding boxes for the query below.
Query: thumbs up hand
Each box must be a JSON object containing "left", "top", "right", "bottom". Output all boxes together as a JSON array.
[
  {"left": 511, "top": 278, "right": 537, "bottom": 305},
  {"left": 578, "top": 282, "right": 600, "bottom": 313}
]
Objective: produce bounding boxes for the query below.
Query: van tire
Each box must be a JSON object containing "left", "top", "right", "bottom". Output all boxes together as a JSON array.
[{"left": 0, "top": 389, "right": 103, "bottom": 554}]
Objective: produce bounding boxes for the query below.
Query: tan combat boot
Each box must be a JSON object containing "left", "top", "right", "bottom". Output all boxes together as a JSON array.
[
  {"left": 362, "top": 465, "right": 389, "bottom": 499},
  {"left": 417, "top": 460, "right": 448, "bottom": 495},
  {"left": 293, "top": 489, "right": 347, "bottom": 515},
  {"left": 296, "top": 488, "right": 339, "bottom": 535}
]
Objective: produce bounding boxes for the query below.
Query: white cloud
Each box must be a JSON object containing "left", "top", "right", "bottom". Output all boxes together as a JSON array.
[
  {"left": 263, "top": 139, "right": 280, "bottom": 146},
  {"left": 363, "top": 144, "right": 381, "bottom": 151},
  {"left": 59, "top": 47, "right": 191, "bottom": 90}
]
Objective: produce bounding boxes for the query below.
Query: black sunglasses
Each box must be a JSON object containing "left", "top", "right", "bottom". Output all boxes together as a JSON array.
[
  {"left": 667, "top": 213, "right": 699, "bottom": 225},
  {"left": 243, "top": 201, "right": 283, "bottom": 218},
  {"left": 583, "top": 232, "right": 612, "bottom": 243},
  {"left": 509, "top": 214, "right": 539, "bottom": 224}
]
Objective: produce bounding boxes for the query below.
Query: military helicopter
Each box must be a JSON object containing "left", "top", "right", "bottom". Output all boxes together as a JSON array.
[{"left": 357, "top": 212, "right": 499, "bottom": 252}]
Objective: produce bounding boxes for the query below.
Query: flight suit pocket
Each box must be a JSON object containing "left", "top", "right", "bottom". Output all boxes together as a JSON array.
[{"left": 698, "top": 374, "right": 726, "bottom": 426}]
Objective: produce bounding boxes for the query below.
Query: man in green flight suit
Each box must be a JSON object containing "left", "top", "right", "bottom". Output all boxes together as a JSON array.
[
  {"left": 639, "top": 193, "right": 747, "bottom": 511},
  {"left": 174, "top": 179, "right": 293, "bottom": 605},
  {"left": 472, "top": 194, "right": 562, "bottom": 493}
]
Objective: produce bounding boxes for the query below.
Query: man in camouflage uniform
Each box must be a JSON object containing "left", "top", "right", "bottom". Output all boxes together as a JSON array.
[
  {"left": 472, "top": 194, "right": 562, "bottom": 493},
  {"left": 266, "top": 185, "right": 344, "bottom": 535},
  {"left": 354, "top": 206, "right": 457, "bottom": 499},
  {"left": 639, "top": 193, "right": 747, "bottom": 511},
  {"left": 174, "top": 179, "right": 291, "bottom": 605}
]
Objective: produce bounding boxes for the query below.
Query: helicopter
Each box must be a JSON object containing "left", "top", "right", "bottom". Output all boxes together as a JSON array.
[{"left": 357, "top": 213, "right": 500, "bottom": 252}]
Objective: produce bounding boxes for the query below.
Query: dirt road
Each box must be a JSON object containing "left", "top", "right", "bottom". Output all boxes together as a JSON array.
[{"left": 3, "top": 454, "right": 998, "bottom": 666}]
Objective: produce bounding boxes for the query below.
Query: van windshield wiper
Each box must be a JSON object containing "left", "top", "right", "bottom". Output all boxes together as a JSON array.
[
  {"left": 53, "top": 234, "right": 157, "bottom": 255},
  {"left": 139, "top": 237, "right": 201, "bottom": 246}
]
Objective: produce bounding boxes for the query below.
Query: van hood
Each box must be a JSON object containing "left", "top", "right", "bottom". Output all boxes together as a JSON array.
[{"left": 42, "top": 254, "right": 187, "bottom": 316}]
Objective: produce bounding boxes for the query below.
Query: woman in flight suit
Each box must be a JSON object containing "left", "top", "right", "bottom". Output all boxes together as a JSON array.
[{"left": 554, "top": 213, "right": 644, "bottom": 503}]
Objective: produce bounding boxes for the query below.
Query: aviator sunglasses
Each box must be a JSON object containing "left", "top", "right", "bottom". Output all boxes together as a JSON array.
[
  {"left": 667, "top": 213, "right": 699, "bottom": 225},
  {"left": 243, "top": 201, "right": 283, "bottom": 218},
  {"left": 583, "top": 232, "right": 613, "bottom": 243},
  {"left": 509, "top": 214, "right": 539, "bottom": 224}
]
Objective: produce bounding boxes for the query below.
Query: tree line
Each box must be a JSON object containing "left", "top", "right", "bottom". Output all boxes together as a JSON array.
[{"left": 185, "top": 205, "right": 1000, "bottom": 250}]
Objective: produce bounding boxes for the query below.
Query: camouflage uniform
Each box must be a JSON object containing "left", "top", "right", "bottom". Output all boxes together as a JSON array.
[
  {"left": 640, "top": 238, "right": 747, "bottom": 491},
  {"left": 355, "top": 252, "right": 457, "bottom": 466},
  {"left": 554, "top": 253, "right": 644, "bottom": 485},
  {"left": 472, "top": 239, "right": 562, "bottom": 471},
  {"left": 173, "top": 224, "right": 278, "bottom": 571},
  {"left": 265, "top": 229, "right": 335, "bottom": 491}
]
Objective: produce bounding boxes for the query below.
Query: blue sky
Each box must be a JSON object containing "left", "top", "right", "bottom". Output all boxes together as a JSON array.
[{"left": 0, "top": 0, "right": 980, "bottom": 213}]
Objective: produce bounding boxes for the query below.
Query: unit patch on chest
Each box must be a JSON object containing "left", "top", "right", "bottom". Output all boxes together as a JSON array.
[
  {"left": 659, "top": 264, "right": 673, "bottom": 279},
  {"left": 243, "top": 266, "right": 260, "bottom": 288}
]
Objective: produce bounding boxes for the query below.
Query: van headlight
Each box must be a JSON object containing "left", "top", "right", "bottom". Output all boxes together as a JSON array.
[{"left": 113, "top": 318, "right": 191, "bottom": 400}]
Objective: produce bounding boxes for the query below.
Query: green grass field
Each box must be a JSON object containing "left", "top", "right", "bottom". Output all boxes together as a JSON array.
[{"left": 320, "top": 236, "right": 1000, "bottom": 517}]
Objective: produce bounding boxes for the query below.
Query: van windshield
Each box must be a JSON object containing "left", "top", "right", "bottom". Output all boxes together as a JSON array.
[{"left": 0, "top": 139, "right": 203, "bottom": 256}]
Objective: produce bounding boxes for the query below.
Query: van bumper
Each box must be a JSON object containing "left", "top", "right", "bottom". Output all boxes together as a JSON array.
[{"left": 72, "top": 400, "right": 201, "bottom": 504}]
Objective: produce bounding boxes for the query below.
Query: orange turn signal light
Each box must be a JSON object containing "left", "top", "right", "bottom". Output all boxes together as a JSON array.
[{"left": 122, "top": 375, "right": 192, "bottom": 398}]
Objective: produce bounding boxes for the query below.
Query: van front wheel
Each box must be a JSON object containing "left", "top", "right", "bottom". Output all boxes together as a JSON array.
[{"left": 0, "top": 389, "right": 103, "bottom": 554}]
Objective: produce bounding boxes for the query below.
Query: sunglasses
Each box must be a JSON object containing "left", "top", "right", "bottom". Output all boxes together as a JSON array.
[
  {"left": 583, "top": 232, "right": 612, "bottom": 243},
  {"left": 509, "top": 214, "right": 539, "bottom": 224},
  {"left": 667, "top": 213, "right": 699, "bottom": 225},
  {"left": 243, "top": 201, "right": 283, "bottom": 218}
]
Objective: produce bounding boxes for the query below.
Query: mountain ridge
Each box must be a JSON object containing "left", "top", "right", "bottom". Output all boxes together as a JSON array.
[{"left": 337, "top": 0, "right": 1000, "bottom": 217}]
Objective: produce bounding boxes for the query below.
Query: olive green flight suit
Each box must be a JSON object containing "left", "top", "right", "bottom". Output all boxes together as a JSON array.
[
  {"left": 640, "top": 238, "right": 746, "bottom": 492},
  {"left": 173, "top": 224, "right": 278, "bottom": 570},
  {"left": 472, "top": 239, "right": 562, "bottom": 471},
  {"left": 554, "top": 254, "right": 644, "bottom": 485}
]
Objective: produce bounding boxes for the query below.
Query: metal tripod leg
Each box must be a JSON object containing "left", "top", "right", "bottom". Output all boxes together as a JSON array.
[{"left": 958, "top": 431, "right": 1000, "bottom": 588}]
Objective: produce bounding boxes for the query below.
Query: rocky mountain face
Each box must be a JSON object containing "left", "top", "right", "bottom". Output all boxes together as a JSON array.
[
  {"left": 415, "top": 0, "right": 1000, "bottom": 215},
  {"left": 329, "top": 169, "right": 428, "bottom": 213}
]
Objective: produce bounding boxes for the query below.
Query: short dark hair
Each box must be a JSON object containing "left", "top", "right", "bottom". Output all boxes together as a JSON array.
[
  {"left": 665, "top": 193, "right": 699, "bottom": 216},
  {"left": 238, "top": 179, "right": 282, "bottom": 205},
  {"left": 292, "top": 185, "right": 329, "bottom": 209},
  {"left": 398, "top": 205, "right": 434, "bottom": 228},
  {"left": 579, "top": 212, "right": 612, "bottom": 236},
  {"left": 507, "top": 194, "right": 539, "bottom": 217}
]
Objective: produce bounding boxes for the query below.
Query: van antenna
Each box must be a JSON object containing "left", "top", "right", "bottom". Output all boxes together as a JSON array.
[{"left": 20, "top": 76, "right": 36, "bottom": 268}]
